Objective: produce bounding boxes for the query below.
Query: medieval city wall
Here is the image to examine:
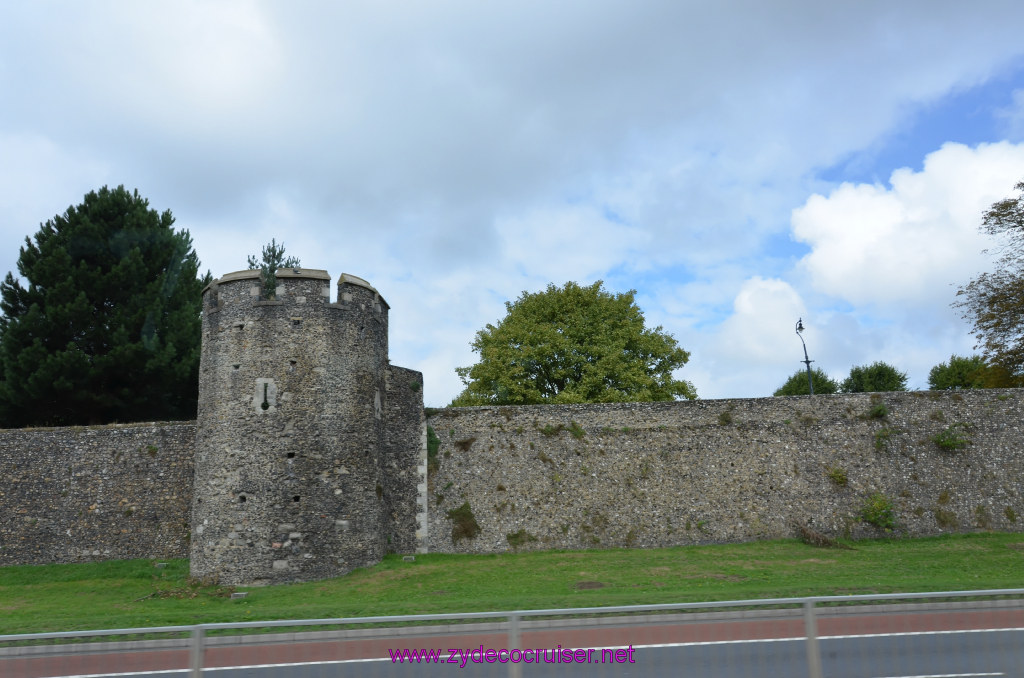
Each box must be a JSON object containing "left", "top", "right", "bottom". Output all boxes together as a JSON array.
[
  {"left": 0, "top": 421, "right": 194, "bottom": 565},
  {"left": 426, "top": 389, "right": 1023, "bottom": 553},
  {"left": 1, "top": 389, "right": 1022, "bottom": 569}
]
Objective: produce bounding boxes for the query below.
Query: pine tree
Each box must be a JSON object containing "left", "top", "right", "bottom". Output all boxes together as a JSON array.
[
  {"left": 247, "top": 239, "right": 300, "bottom": 299},
  {"left": 0, "top": 186, "right": 210, "bottom": 427}
]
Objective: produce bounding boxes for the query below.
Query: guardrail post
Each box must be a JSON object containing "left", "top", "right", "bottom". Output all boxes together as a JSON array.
[
  {"left": 508, "top": 613, "right": 521, "bottom": 678},
  {"left": 190, "top": 625, "right": 205, "bottom": 678},
  {"left": 803, "top": 599, "right": 823, "bottom": 678}
]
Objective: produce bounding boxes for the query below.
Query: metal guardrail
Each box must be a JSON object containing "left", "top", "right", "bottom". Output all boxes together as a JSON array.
[{"left": 1, "top": 588, "right": 1023, "bottom": 678}]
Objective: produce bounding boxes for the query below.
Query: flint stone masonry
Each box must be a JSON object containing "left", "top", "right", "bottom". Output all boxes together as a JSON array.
[
  {"left": 426, "top": 390, "right": 1024, "bottom": 553},
  {"left": 0, "top": 422, "right": 193, "bottom": 565},
  {"left": 191, "top": 269, "right": 424, "bottom": 585}
]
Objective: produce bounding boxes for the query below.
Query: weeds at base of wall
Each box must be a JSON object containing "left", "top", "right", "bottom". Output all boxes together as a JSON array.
[
  {"left": 447, "top": 502, "right": 480, "bottom": 543},
  {"left": 1006, "top": 506, "right": 1018, "bottom": 523},
  {"left": 935, "top": 508, "right": 958, "bottom": 529},
  {"left": 136, "top": 576, "right": 235, "bottom": 602},
  {"left": 975, "top": 505, "right": 992, "bottom": 529},
  {"left": 506, "top": 529, "right": 538, "bottom": 549},
  {"left": 793, "top": 522, "right": 853, "bottom": 550},
  {"left": 859, "top": 492, "right": 897, "bottom": 532}
]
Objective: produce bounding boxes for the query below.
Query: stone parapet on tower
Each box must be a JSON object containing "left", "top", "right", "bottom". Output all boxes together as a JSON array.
[{"left": 190, "top": 269, "right": 424, "bottom": 585}]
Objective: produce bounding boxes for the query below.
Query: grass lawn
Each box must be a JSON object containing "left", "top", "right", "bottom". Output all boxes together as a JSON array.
[{"left": 1, "top": 532, "right": 1022, "bottom": 635}]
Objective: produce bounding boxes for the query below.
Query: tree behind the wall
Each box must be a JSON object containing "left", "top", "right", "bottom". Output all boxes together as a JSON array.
[
  {"left": 841, "top": 361, "right": 908, "bottom": 393},
  {"left": 955, "top": 180, "right": 1024, "bottom": 385},
  {"left": 0, "top": 186, "right": 210, "bottom": 427},
  {"left": 773, "top": 367, "right": 840, "bottom": 396},
  {"left": 452, "top": 280, "right": 696, "bottom": 405}
]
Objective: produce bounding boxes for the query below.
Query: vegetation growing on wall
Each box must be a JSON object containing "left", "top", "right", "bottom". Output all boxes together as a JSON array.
[
  {"left": 825, "top": 465, "right": 848, "bottom": 486},
  {"left": 864, "top": 396, "right": 889, "bottom": 419},
  {"left": 933, "top": 423, "right": 972, "bottom": 451},
  {"left": 246, "top": 238, "right": 300, "bottom": 300},
  {"left": 426, "top": 425, "right": 440, "bottom": 473},
  {"left": 447, "top": 502, "right": 481, "bottom": 542},
  {"left": 859, "top": 492, "right": 897, "bottom": 531},
  {"left": 506, "top": 529, "right": 538, "bottom": 548}
]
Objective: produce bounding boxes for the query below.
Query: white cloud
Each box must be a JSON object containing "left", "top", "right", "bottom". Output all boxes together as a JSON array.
[
  {"left": 685, "top": 277, "right": 811, "bottom": 398},
  {"left": 793, "top": 142, "right": 1024, "bottom": 308},
  {"left": 496, "top": 206, "right": 650, "bottom": 285},
  {"left": 5, "top": 3, "right": 1024, "bottom": 406}
]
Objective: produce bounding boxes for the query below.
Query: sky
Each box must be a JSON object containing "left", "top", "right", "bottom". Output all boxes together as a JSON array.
[{"left": 3, "top": 1, "right": 1024, "bottom": 407}]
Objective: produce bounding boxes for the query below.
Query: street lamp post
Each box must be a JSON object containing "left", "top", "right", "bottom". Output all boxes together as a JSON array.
[{"left": 796, "top": 318, "right": 814, "bottom": 395}]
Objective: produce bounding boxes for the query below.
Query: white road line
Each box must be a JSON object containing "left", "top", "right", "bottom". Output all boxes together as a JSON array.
[{"left": 33, "top": 627, "right": 1024, "bottom": 678}]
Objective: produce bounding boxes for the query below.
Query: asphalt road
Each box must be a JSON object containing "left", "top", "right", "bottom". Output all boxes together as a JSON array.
[{"left": 3, "top": 607, "right": 1022, "bottom": 678}]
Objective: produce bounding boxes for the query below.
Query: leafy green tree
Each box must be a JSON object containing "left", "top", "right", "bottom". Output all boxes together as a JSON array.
[
  {"left": 773, "top": 367, "right": 840, "bottom": 396},
  {"left": 0, "top": 186, "right": 210, "bottom": 427},
  {"left": 927, "top": 354, "right": 1015, "bottom": 390},
  {"left": 955, "top": 180, "right": 1024, "bottom": 385},
  {"left": 840, "top": 361, "right": 908, "bottom": 393},
  {"left": 452, "top": 281, "right": 696, "bottom": 405},
  {"left": 247, "top": 238, "right": 300, "bottom": 299},
  {"left": 927, "top": 354, "right": 987, "bottom": 390}
]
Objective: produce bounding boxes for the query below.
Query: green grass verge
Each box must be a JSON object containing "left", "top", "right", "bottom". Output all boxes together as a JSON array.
[{"left": 1, "top": 532, "right": 1023, "bottom": 634}]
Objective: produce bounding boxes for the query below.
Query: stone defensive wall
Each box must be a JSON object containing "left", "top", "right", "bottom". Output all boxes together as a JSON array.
[
  {"left": 425, "top": 389, "right": 1023, "bottom": 553},
  {"left": 1, "top": 389, "right": 1021, "bottom": 569},
  {"left": 0, "top": 421, "right": 194, "bottom": 565}
]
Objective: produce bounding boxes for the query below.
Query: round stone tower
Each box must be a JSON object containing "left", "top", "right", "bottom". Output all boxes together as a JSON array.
[{"left": 190, "top": 269, "right": 396, "bottom": 585}]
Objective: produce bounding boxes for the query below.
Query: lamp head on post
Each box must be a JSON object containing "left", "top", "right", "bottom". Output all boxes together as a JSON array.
[{"left": 795, "top": 317, "right": 814, "bottom": 395}]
